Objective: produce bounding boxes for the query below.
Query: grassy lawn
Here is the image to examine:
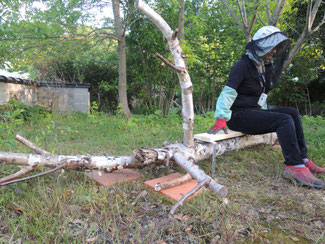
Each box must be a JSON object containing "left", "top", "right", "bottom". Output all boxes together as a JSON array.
[{"left": 1, "top": 108, "right": 324, "bottom": 243}]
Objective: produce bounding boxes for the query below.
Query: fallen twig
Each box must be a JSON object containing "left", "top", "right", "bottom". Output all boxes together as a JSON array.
[
  {"left": 0, "top": 166, "right": 37, "bottom": 184},
  {"left": 0, "top": 163, "right": 66, "bottom": 186},
  {"left": 169, "top": 177, "right": 211, "bottom": 215}
]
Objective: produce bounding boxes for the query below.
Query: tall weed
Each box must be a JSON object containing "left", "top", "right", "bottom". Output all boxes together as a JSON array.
[{"left": 0, "top": 102, "right": 24, "bottom": 150}]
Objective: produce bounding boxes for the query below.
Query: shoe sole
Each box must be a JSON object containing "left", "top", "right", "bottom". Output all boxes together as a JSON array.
[{"left": 282, "top": 171, "right": 325, "bottom": 189}]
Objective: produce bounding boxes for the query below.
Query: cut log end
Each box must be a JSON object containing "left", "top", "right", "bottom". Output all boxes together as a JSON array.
[{"left": 217, "top": 187, "right": 228, "bottom": 198}]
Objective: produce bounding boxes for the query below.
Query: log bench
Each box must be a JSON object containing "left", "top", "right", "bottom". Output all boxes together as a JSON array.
[{"left": 194, "top": 130, "right": 274, "bottom": 176}]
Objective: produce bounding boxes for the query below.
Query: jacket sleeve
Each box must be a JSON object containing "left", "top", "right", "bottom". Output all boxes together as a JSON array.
[{"left": 214, "top": 86, "right": 238, "bottom": 121}]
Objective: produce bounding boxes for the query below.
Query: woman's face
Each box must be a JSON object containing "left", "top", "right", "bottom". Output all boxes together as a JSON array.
[{"left": 263, "top": 48, "right": 277, "bottom": 60}]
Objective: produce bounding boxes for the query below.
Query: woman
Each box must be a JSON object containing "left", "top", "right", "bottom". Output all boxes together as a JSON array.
[{"left": 208, "top": 26, "right": 325, "bottom": 189}]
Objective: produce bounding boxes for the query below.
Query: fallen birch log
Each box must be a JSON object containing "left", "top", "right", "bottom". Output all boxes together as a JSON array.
[
  {"left": 0, "top": 133, "right": 276, "bottom": 196},
  {"left": 0, "top": 133, "right": 276, "bottom": 170}
]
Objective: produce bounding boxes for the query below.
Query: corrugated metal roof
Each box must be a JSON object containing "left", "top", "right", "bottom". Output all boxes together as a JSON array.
[{"left": 0, "top": 75, "right": 91, "bottom": 88}]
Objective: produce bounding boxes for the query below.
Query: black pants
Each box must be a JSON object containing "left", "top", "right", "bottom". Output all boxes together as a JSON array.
[{"left": 227, "top": 107, "right": 307, "bottom": 166}]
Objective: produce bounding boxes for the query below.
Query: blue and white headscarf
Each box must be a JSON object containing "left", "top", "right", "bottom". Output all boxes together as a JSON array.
[{"left": 246, "top": 26, "right": 290, "bottom": 65}]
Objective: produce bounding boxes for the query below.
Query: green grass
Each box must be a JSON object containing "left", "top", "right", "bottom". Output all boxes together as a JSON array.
[{"left": 0, "top": 110, "right": 324, "bottom": 243}]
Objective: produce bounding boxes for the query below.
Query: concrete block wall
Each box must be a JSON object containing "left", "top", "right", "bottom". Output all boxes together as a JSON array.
[
  {"left": 0, "top": 80, "right": 90, "bottom": 113},
  {"left": 0, "top": 82, "right": 10, "bottom": 105},
  {"left": 0, "top": 82, "right": 37, "bottom": 106}
]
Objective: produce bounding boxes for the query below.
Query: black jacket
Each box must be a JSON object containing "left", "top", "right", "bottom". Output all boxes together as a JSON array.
[{"left": 227, "top": 55, "right": 273, "bottom": 109}]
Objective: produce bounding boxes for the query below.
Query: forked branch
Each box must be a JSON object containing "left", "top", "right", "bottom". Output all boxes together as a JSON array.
[
  {"left": 0, "top": 163, "right": 66, "bottom": 186},
  {"left": 0, "top": 135, "right": 62, "bottom": 186},
  {"left": 170, "top": 177, "right": 211, "bottom": 216},
  {"left": 0, "top": 165, "right": 37, "bottom": 184}
]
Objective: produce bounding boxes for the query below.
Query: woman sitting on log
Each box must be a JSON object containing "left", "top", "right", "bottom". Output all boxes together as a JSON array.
[{"left": 208, "top": 25, "right": 325, "bottom": 189}]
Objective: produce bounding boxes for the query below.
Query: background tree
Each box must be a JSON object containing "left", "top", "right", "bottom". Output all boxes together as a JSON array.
[
  {"left": 112, "top": 0, "right": 132, "bottom": 118},
  {"left": 0, "top": 0, "right": 132, "bottom": 115},
  {"left": 219, "top": 0, "right": 324, "bottom": 67},
  {"left": 268, "top": 0, "right": 325, "bottom": 113}
]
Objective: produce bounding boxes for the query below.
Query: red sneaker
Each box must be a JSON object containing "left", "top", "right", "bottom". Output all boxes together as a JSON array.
[
  {"left": 282, "top": 166, "right": 325, "bottom": 189},
  {"left": 305, "top": 160, "right": 325, "bottom": 174}
]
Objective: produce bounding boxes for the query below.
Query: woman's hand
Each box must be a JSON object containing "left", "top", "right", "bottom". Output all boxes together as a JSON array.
[{"left": 207, "top": 118, "right": 228, "bottom": 134}]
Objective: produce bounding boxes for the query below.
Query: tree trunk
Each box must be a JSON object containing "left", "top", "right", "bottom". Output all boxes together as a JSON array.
[
  {"left": 135, "top": 0, "right": 194, "bottom": 148},
  {"left": 178, "top": 0, "right": 185, "bottom": 41},
  {"left": 112, "top": 0, "right": 132, "bottom": 118}
]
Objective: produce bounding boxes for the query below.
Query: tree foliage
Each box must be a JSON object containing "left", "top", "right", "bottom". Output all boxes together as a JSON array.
[{"left": 1, "top": 0, "right": 324, "bottom": 115}]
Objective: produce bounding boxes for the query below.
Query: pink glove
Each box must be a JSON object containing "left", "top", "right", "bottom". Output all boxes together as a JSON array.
[{"left": 207, "top": 118, "right": 228, "bottom": 134}]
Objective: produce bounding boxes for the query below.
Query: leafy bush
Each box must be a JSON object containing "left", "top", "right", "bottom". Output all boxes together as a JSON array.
[
  {"left": 0, "top": 99, "right": 51, "bottom": 150},
  {"left": 3, "top": 98, "right": 50, "bottom": 122},
  {"left": 0, "top": 102, "right": 24, "bottom": 150}
]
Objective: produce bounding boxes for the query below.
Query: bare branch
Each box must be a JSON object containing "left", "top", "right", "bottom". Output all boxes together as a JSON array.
[
  {"left": 155, "top": 53, "right": 185, "bottom": 73},
  {"left": 219, "top": 0, "right": 246, "bottom": 31},
  {"left": 173, "top": 152, "right": 228, "bottom": 197},
  {"left": 310, "top": 0, "right": 323, "bottom": 31},
  {"left": 15, "top": 135, "right": 51, "bottom": 155},
  {"left": 237, "top": 0, "right": 248, "bottom": 27},
  {"left": 123, "top": 16, "right": 144, "bottom": 36},
  {"left": 0, "top": 134, "right": 51, "bottom": 185},
  {"left": 169, "top": 177, "right": 211, "bottom": 215},
  {"left": 310, "top": 10, "right": 325, "bottom": 35},
  {"left": 0, "top": 166, "right": 37, "bottom": 184},
  {"left": 173, "top": 100, "right": 182, "bottom": 109},
  {"left": 248, "top": 2, "right": 260, "bottom": 35},
  {"left": 266, "top": 5, "right": 272, "bottom": 23},
  {"left": 257, "top": 11, "right": 267, "bottom": 25},
  {"left": 270, "top": 0, "right": 286, "bottom": 25},
  {"left": 242, "top": 0, "right": 249, "bottom": 25},
  {"left": 306, "top": 0, "right": 313, "bottom": 31},
  {"left": 0, "top": 163, "right": 66, "bottom": 187},
  {"left": 285, "top": 0, "right": 324, "bottom": 67},
  {"left": 278, "top": 18, "right": 301, "bottom": 35}
]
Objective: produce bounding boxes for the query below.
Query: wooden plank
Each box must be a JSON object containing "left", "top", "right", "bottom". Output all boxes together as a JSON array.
[
  {"left": 194, "top": 130, "right": 244, "bottom": 143},
  {"left": 86, "top": 169, "right": 143, "bottom": 187}
]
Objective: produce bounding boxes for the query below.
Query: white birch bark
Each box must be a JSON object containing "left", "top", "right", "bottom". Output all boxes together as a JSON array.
[
  {"left": 135, "top": 0, "right": 194, "bottom": 148},
  {"left": 0, "top": 133, "right": 276, "bottom": 194}
]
